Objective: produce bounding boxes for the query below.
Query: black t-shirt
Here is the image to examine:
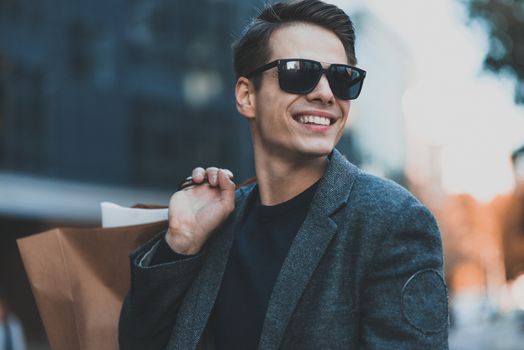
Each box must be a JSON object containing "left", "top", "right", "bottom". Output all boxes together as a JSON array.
[{"left": 210, "top": 181, "right": 318, "bottom": 349}]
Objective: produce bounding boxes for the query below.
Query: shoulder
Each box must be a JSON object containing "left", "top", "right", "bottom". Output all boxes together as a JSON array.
[
  {"left": 353, "top": 170, "right": 418, "bottom": 208},
  {"left": 346, "top": 169, "right": 438, "bottom": 231},
  {"left": 328, "top": 149, "right": 427, "bottom": 218}
]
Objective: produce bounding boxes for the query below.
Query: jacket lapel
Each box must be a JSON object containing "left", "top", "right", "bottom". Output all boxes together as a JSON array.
[
  {"left": 168, "top": 184, "right": 257, "bottom": 349},
  {"left": 258, "top": 149, "right": 360, "bottom": 349}
]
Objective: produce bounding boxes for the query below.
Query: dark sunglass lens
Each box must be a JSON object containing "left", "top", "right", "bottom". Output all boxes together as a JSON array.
[
  {"left": 328, "top": 66, "right": 364, "bottom": 100},
  {"left": 279, "top": 60, "right": 321, "bottom": 94}
]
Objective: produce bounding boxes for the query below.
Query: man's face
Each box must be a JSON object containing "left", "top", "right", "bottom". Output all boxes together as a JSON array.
[{"left": 250, "top": 22, "right": 351, "bottom": 162}]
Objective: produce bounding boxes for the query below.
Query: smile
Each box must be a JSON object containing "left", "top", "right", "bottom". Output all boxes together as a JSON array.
[
  {"left": 292, "top": 110, "right": 337, "bottom": 128},
  {"left": 296, "top": 115, "right": 331, "bottom": 126}
]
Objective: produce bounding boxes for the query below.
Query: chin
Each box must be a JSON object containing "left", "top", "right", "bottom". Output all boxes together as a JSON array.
[
  {"left": 299, "top": 144, "right": 334, "bottom": 159},
  {"left": 312, "top": 140, "right": 336, "bottom": 153}
]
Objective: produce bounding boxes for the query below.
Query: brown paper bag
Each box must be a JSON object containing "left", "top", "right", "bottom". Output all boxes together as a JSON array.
[{"left": 17, "top": 220, "right": 168, "bottom": 350}]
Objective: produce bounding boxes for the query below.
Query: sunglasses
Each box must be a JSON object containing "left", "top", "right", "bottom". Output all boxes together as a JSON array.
[{"left": 245, "top": 58, "right": 366, "bottom": 100}]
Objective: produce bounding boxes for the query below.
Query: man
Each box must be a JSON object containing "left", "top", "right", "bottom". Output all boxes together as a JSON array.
[{"left": 119, "top": 0, "right": 449, "bottom": 349}]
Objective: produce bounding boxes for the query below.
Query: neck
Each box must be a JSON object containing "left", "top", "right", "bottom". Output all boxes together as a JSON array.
[{"left": 254, "top": 150, "right": 328, "bottom": 206}]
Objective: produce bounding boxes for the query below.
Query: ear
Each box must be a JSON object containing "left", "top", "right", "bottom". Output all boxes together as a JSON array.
[{"left": 235, "top": 77, "right": 256, "bottom": 119}]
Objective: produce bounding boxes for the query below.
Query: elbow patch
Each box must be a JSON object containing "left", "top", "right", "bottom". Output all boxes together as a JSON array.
[{"left": 401, "top": 268, "right": 448, "bottom": 334}]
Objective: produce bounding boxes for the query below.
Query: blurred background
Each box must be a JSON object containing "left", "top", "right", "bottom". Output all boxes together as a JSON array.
[{"left": 1, "top": 0, "right": 523, "bottom": 348}]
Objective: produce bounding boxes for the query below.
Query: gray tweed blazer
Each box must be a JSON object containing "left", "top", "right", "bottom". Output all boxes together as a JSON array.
[{"left": 119, "top": 149, "right": 449, "bottom": 350}]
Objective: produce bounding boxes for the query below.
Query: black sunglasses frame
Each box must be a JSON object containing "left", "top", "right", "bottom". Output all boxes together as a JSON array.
[{"left": 245, "top": 58, "right": 366, "bottom": 100}]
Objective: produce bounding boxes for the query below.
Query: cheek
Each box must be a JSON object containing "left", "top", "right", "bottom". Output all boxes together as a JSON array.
[
  {"left": 335, "top": 102, "right": 350, "bottom": 135},
  {"left": 257, "top": 94, "right": 296, "bottom": 126},
  {"left": 339, "top": 102, "right": 351, "bottom": 126},
  {"left": 342, "top": 101, "right": 351, "bottom": 117}
]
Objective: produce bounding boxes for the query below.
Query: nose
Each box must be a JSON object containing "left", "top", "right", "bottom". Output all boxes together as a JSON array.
[{"left": 305, "top": 74, "right": 335, "bottom": 105}]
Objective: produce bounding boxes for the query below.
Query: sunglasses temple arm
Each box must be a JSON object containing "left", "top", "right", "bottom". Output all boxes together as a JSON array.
[{"left": 245, "top": 60, "right": 279, "bottom": 78}]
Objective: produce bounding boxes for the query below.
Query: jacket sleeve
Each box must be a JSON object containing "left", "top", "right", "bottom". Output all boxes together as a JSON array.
[
  {"left": 119, "top": 231, "right": 206, "bottom": 350},
  {"left": 360, "top": 198, "right": 449, "bottom": 350}
]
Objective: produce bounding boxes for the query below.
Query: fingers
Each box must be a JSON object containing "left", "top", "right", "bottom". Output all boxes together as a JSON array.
[
  {"left": 217, "top": 169, "right": 235, "bottom": 190},
  {"left": 205, "top": 167, "right": 219, "bottom": 186},
  {"left": 205, "top": 167, "right": 234, "bottom": 187},
  {"left": 189, "top": 167, "right": 234, "bottom": 187},
  {"left": 217, "top": 169, "right": 236, "bottom": 209},
  {"left": 222, "top": 169, "right": 234, "bottom": 178},
  {"left": 191, "top": 167, "right": 206, "bottom": 183}
]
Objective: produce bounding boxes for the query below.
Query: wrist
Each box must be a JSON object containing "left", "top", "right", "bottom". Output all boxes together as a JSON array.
[{"left": 165, "top": 228, "right": 203, "bottom": 255}]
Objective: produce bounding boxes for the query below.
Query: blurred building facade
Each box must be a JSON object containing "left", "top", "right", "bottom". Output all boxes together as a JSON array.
[{"left": 0, "top": 0, "right": 256, "bottom": 192}]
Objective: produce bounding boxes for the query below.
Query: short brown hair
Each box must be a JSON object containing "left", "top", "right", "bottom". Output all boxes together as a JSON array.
[{"left": 232, "top": 0, "right": 357, "bottom": 88}]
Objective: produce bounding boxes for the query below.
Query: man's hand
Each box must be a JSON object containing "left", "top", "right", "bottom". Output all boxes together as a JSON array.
[{"left": 165, "top": 167, "right": 235, "bottom": 255}]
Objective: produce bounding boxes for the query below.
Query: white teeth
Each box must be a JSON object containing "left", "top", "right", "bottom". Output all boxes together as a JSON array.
[{"left": 297, "top": 115, "right": 331, "bottom": 126}]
